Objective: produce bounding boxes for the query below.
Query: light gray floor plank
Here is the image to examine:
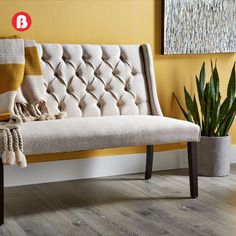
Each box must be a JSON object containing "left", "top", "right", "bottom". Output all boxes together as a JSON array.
[{"left": 2, "top": 164, "right": 236, "bottom": 235}]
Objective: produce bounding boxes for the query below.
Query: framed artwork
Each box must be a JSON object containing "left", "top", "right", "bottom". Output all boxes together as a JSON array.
[{"left": 162, "top": 0, "right": 236, "bottom": 54}]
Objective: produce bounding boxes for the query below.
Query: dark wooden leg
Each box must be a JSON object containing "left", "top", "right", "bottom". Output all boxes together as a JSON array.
[
  {"left": 145, "top": 145, "right": 154, "bottom": 180},
  {"left": 0, "top": 162, "right": 3, "bottom": 225},
  {"left": 187, "top": 142, "right": 198, "bottom": 198}
]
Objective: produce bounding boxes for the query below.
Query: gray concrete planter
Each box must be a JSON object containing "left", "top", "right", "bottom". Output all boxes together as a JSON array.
[{"left": 197, "top": 136, "right": 231, "bottom": 177}]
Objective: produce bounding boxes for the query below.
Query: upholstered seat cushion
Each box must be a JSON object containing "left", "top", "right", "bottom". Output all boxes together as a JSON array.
[{"left": 0, "top": 116, "right": 200, "bottom": 156}]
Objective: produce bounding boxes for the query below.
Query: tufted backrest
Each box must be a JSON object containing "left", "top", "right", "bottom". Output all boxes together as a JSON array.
[{"left": 36, "top": 43, "right": 163, "bottom": 118}]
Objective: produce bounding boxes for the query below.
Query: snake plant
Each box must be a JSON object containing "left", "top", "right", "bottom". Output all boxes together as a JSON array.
[{"left": 174, "top": 61, "right": 236, "bottom": 137}]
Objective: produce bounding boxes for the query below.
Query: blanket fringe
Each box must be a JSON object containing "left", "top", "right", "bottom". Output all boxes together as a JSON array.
[
  {"left": 0, "top": 115, "right": 26, "bottom": 167},
  {"left": 2, "top": 102, "right": 67, "bottom": 167},
  {"left": 14, "top": 101, "right": 67, "bottom": 121},
  {"left": 12, "top": 129, "right": 27, "bottom": 168},
  {"left": 2, "top": 129, "right": 15, "bottom": 165},
  {"left": 0, "top": 38, "right": 67, "bottom": 168},
  {"left": 1, "top": 128, "right": 26, "bottom": 168}
]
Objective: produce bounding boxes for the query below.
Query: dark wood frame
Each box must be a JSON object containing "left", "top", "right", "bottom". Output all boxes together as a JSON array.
[
  {"left": 145, "top": 143, "right": 198, "bottom": 198},
  {"left": 0, "top": 142, "right": 198, "bottom": 225}
]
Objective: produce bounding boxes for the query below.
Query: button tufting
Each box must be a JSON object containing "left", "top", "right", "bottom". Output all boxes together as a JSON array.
[
  {"left": 105, "top": 85, "right": 109, "bottom": 91},
  {"left": 94, "top": 70, "right": 101, "bottom": 77},
  {"left": 113, "top": 69, "right": 119, "bottom": 76},
  {"left": 117, "top": 101, "right": 123, "bottom": 107},
  {"left": 82, "top": 55, "right": 88, "bottom": 60},
  {"left": 135, "top": 99, "right": 140, "bottom": 106},
  {"left": 78, "top": 104, "right": 83, "bottom": 110},
  {"left": 120, "top": 53, "right": 127, "bottom": 61},
  {"left": 39, "top": 44, "right": 150, "bottom": 118},
  {"left": 78, "top": 100, "right": 85, "bottom": 110}
]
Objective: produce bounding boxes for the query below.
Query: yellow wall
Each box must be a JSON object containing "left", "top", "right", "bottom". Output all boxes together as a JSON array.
[{"left": 1, "top": 0, "right": 236, "bottom": 162}]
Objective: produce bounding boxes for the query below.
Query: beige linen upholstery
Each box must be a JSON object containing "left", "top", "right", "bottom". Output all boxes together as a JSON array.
[
  {"left": 0, "top": 43, "right": 200, "bottom": 156},
  {"left": 0, "top": 116, "right": 200, "bottom": 155},
  {"left": 37, "top": 44, "right": 153, "bottom": 117}
]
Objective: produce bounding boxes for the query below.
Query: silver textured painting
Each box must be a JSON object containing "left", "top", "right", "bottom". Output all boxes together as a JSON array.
[{"left": 163, "top": 0, "right": 236, "bottom": 54}]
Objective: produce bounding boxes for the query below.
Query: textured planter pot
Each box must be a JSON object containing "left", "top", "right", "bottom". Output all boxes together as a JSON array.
[{"left": 197, "top": 136, "right": 231, "bottom": 177}]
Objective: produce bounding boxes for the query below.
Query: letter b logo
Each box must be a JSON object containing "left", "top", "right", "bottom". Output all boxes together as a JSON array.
[{"left": 12, "top": 12, "right": 32, "bottom": 31}]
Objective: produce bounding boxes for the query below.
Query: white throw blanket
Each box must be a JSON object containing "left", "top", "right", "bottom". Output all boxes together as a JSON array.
[{"left": 0, "top": 36, "right": 66, "bottom": 167}]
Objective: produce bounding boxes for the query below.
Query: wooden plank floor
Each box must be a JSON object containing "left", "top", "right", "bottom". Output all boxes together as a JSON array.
[{"left": 1, "top": 164, "right": 236, "bottom": 236}]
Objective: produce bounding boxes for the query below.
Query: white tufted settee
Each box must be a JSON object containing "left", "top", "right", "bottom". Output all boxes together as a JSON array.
[
  {"left": 2, "top": 44, "right": 200, "bottom": 155},
  {"left": 0, "top": 43, "right": 200, "bottom": 223}
]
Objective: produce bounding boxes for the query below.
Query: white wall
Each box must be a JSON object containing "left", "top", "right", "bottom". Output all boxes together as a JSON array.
[{"left": 4, "top": 145, "right": 236, "bottom": 187}]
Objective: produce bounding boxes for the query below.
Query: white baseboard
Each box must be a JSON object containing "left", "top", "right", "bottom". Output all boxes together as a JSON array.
[{"left": 4, "top": 145, "right": 236, "bottom": 187}]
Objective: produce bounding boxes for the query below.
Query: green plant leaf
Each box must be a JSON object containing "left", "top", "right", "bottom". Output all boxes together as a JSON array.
[
  {"left": 199, "top": 62, "right": 206, "bottom": 92},
  {"left": 217, "top": 97, "right": 236, "bottom": 134},
  {"left": 187, "top": 111, "right": 193, "bottom": 123},
  {"left": 210, "top": 59, "right": 214, "bottom": 73},
  {"left": 212, "top": 66, "right": 219, "bottom": 99},
  {"left": 175, "top": 61, "right": 236, "bottom": 137},
  {"left": 218, "top": 97, "right": 231, "bottom": 124},
  {"left": 209, "top": 73, "right": 216, "bottom": 108},
  {"left": 210, "top": 96, "right": 221, "bottom": 135},
  {"left": 184, "top": 87, "right": 198, "bottom": 124},
  {"left": 227, "top": 62, "right": 236, "bottom": 105},
  {"left": 220, "top": 112, "right": 236, "bottom": 136},
  {"left": 193, "top": 95, "right": 201, "bottom": 125},
  {"left": 173, "top": 93, "right": 189, "bottom": 121},
  {"left": 204, "top": 83, "right": 212, "bottom": 136},
  {"left": 196, "top": 75, "right": 205, "bottom": 115}
]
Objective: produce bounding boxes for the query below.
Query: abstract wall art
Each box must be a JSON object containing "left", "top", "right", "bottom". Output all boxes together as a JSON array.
[{"left": 163, "top": 0, "right": 236, "bottom": 54}]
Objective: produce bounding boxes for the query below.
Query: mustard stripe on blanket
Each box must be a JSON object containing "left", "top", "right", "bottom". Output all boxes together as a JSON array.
[{"left": 0, "top": 36, "right": 66, "bottom": 167}]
